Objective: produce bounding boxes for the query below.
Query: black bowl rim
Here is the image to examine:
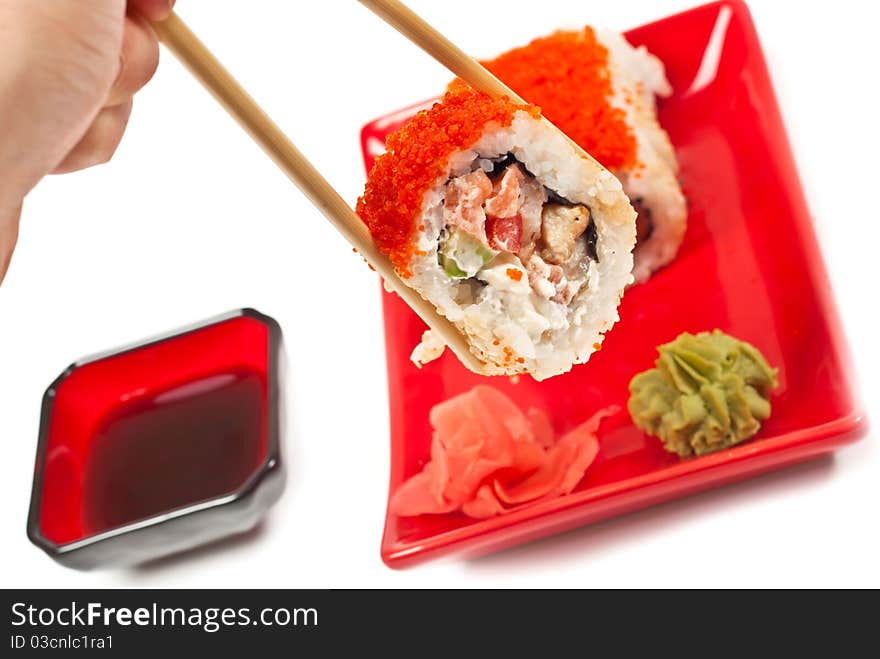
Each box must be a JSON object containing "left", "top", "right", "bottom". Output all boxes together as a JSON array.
[{"left": 26, "top": 307, "right": 283, "bottom": 558}]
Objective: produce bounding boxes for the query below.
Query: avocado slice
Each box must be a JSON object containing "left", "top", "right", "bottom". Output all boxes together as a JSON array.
[{"left": 439, "top": 228, "right": 497, "bottom": 278}]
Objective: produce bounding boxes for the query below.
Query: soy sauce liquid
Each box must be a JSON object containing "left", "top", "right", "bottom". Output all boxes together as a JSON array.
[{"left": 82, "top": 368, "right": 265, "bottom": 534}]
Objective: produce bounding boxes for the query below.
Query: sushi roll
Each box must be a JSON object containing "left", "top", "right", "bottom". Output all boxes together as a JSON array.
[
  {"left": 472, "top": 27, "right": 687, "bottom": 283},
  {"left": 357, "top": 88, "right": 636, "bottom": 380}
]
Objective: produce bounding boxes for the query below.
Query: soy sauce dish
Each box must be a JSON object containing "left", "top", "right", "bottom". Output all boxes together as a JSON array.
[{"left": 26, "top": 309, "right": 285, "bottom": 569}]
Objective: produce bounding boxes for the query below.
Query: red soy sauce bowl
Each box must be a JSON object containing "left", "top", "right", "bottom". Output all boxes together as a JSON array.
[{"left": 27, "top": 309, "right": 285, "bottom": 569}]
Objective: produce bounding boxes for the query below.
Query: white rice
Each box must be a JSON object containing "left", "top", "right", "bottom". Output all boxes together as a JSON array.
[
  {"left": 597, "top": 29, "right": 687, "bottom": 284},
  {"left": 408, "top": 111, "right": 636, "bottom": 380}
]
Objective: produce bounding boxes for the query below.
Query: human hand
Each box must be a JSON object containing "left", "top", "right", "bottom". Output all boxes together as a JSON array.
[{"left": 0, "top": 0, "right": 175, "bottom": 284}]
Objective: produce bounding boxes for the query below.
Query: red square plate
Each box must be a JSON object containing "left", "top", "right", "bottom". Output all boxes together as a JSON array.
[{"left": 360, "top": 0, "right": 867, "bottom": 568}]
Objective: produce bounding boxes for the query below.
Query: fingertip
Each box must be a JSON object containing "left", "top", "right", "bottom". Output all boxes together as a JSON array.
[
  {"left": 52, "top": 102, "right": 133, "bottom": 174},
  {"left": 130, "top": 0, "right": 176, "bottom": 23},
  {"left": 107, "top": 14, "right": 160, "bottom": 106}
]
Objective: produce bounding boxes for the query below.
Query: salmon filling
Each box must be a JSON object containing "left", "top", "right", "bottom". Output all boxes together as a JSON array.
[{"left": 438, "top": 154, "right": 598, "bottom": 306}]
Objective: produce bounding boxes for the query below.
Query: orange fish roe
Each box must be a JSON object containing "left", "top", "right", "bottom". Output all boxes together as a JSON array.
[
  {"left": 472, "top": 27, "right": 638, "bottom": 171},
  {"left": 356, "top": 88, "right": 539, "bottom": 277},
  {"left": 506, "top": 268, "right": 523, "bottom": 282}
]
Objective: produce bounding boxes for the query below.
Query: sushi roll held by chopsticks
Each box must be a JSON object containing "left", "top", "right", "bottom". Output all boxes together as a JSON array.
[
  {"left": 149, "top": 1, "right": 638, "bottom": 382},
  {"left": 357, "top": 88, "right": 637, "bottom": 380}
]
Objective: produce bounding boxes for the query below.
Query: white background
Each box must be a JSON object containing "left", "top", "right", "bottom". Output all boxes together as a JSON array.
[{"left": 1, "top": 0, "right": 877, "bottom": 588}]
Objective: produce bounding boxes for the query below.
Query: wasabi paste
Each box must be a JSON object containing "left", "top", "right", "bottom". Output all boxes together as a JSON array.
[{"left": 628, "top": 330, "right": 779, "bottom": 457}]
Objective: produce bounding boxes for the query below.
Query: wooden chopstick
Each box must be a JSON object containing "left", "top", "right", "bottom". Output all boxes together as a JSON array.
[
  {"left": 357, "top": 0, "right": 606, "bottom": 170},
  {"left": 149, "top": 12, "right": 487, "bottom": 374},
  {"left": 358, "top": 0, "right": 526, "bottom": 103}
]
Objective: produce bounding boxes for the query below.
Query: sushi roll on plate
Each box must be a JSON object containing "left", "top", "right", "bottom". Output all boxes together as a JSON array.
[
  {"left": 473, "top": 26, "right": 687, "bottom": 283},
  {"left": 357, "top": 88, "right": 636, "bottom": 380}
]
